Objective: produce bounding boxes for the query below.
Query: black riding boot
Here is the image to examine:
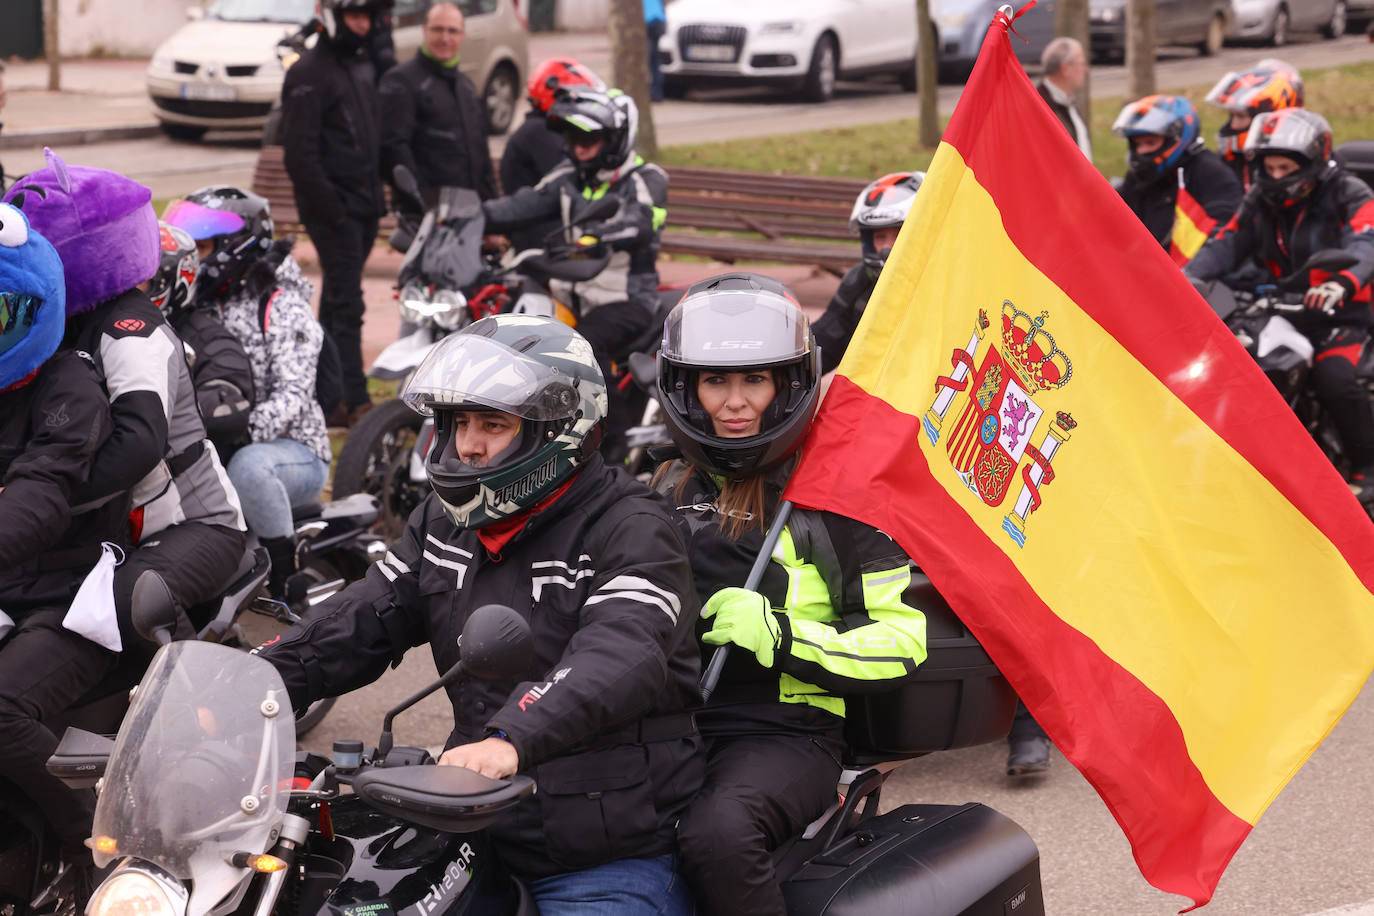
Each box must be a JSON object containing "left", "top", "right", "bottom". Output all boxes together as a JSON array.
[{"left": 261, "top": 535, "right": 298, "bottom": 601}]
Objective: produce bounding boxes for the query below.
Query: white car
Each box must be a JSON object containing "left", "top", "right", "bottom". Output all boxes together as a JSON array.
[
  {"left": 146, "top": 0, "right": 526, "bottom": 140},
  {"left": 658, "top": 0, "right": 918, "bottom": 102}
]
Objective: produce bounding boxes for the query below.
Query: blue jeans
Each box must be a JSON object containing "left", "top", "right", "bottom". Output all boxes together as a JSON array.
[
  {"left": 530, "top": 854, "right": 694, "bottom": 915},
  {"left": 226, "top": 439, "right": 330, "bottom": 539}
]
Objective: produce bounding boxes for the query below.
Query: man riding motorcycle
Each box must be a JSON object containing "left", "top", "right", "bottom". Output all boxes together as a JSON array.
[
  {"left": 1113, "top": 94, "right": 1243, "bottom": 267},
  {"left": 1187, "top": 108, "right": 1374, "bottom": 501},
  {"left": 255, "top": 315, "right": 703, "bottom": 914},
  {"left": 1204, "top": 58, "right": 1305, "bottom": 189}
]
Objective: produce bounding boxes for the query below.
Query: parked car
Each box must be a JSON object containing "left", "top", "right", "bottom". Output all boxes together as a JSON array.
[
  {"left": 658, "top": 0, "right": 919, "bottom": 102},
  {"left": 1089, "top": 0, "right": 1232, "bottom": 60},
  {"left": 1228, "top": 0, "right": 1346, "bottom": 45},
  {"left": 146, "top": 0, "right": 527, "bottom": 140},
  {"left": 935, "top": 0, "right": 1058, "bottom": 76}
]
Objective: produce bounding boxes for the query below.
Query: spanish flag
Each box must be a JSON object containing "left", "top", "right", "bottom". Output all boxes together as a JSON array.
[
  {"left": 783, "top": 7, "right": 1374, "bottom": 909},
  {"left": 1169, "top": 184, "right": 1218, "bottom": 266}
]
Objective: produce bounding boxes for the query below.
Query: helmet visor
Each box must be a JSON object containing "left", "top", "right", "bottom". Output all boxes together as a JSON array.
[
  {"left": 1111, "top": 104, "right": 1179, "bottom": 139},
  {"left": 661, "top": 290, "right": 811, "bottom": 370},
  {"left": 163, "top": 200, "right": 246, "bottom": 240},
  {"left": 402, "top": 333, "right": 586, "bottom": 420}
]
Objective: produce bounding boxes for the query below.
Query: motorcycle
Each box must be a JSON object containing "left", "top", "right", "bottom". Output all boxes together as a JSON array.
[
  {"left": 332, "top": 169, "right": 661, "bottom": 538},
  {"left": 50, "top": 578, "right": 1044, "bottom": 916},
  {"left": 1200, "top": 248, "right": 1367, "bottom": 475}
]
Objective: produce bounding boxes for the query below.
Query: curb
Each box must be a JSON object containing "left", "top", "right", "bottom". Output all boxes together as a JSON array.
[{"left": 0, "top": 123, "right": 162, "bottom": 151}]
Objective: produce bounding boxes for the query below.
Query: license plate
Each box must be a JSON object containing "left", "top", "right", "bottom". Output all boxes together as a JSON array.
[
  {"left": 180, "top": 82, "right": 236, "bottom": 101},
  {"left": 685, "top": 44, "right": 736, "bottom": 62}
]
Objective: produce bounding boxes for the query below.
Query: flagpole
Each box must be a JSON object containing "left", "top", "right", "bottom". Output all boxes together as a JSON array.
[{"left": 699, "top": 500, "right": 794, "bottom": 703}]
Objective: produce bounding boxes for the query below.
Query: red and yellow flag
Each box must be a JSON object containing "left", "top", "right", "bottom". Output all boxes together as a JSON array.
[
  {"left": 1169, "top": 185, "right": 1218, "bottom": 265},
  {"left": 784, "top": 7, "right": 1374, "bottom": 909}
]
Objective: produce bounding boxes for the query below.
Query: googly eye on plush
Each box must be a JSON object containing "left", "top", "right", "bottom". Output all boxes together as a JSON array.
[{"left": 0, "top": 204, "right": 30, "bottom": 248}]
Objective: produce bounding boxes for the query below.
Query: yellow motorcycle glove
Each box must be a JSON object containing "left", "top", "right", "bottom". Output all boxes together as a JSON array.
[{"left": 701, "top": 587, "right": 789, "bottom": 669}]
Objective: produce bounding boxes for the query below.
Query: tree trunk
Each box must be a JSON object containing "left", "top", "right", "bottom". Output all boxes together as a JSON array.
[
  {"left": 915, "top": 0, "right": 939, "bottom": 148},
  {"left": 1055, "top": 0, "right": 1090, "bottom": 111},
  {"left": 44, "top": 0, "right": 60, "bottom": 92},
  {"left": 1125, "top": 0, "right": 1155, "bottom": 99},
  {"left": 606, "top": 0, "right": 659, "bottom": 157}
]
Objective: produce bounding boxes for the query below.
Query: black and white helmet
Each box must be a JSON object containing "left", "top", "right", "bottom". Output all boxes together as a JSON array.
[
  {"left": 402, "top": 315, "right": 608, "bottom": 529},
  {"left": 849, "top": 171, "right": 924, "bottom": 276},
  {"left": 1244, "top": 108, "right": 1335, "bottom": 207},
  {"left": 147, "top": 222, "right": 200, "bottom": 318},
  {"left": 163, "top": 186, "right": 274, "bottom": 300},
  {"left": 547, "top": 87, "right": 639, "bottom": 182},
  {"left": 321, "top": 0, "right": 381, "bottom": 43},
  {"left": 658, "top": 273, "right": 821, "bottom": 480}
]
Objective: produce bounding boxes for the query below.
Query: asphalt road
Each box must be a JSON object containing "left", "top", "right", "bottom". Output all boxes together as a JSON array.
[{"left": 6, "top": 33, "right": 1372, "bottom": 201}]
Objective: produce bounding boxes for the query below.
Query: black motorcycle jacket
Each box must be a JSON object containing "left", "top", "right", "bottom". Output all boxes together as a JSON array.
[
  {"left": 1118, "top": 146, "right": 1243, "bottom": 267},
  {"left": 379, "top": 52, "right": 498, "bottom": 207},
  {"left": 813, "top": 263, "right": 876, "bottom": 375},
  {"left": 499, "top": 112, "right": 568, "bottom": 250},
  {"left": 0, "top": 349, "right": 127, "bottom": 610},
  {"left": 169, "top": 308, "right": 254, "bottom": 460},
  {"left": 1189, "top": 169, "right": 1374, "bottom": 324},
  {"left": 257, "top": 455, "right": 704, "bottom": 878},
  {"left": 281, "top": 37, "right": 386, "bottom": 226},
  {"left": 482, "top": 156, "right": 668, "bottom": 311}
]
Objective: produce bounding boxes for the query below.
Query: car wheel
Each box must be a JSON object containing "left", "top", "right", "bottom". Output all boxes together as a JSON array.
[
  {"left": 483, "top": 63, "right": 519, "bottom": 135},
  {"left": 801, "top": 33, "right": 837, "bottom": 103},
  {"left": 159, "top": 122, "right": 207, "bottom": 141},
  {"left": 1271, "top": 6, "right": 1290, "bottom": 45},
  {"left": 1199, "top": 13, "right": 1226, "bottom": 55},
  {"left": 1325, "top": 0, "right": 1348, "bottom": 37},
  {"left": 899, "top": 60, "right": 918, "bottom": 92},
  {"left": 663, "top": 76, "right": 687, "bottom": 99}
]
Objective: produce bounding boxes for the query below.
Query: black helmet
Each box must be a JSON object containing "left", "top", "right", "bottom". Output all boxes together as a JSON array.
[
  {"left": 321, "top": 0, "right": 380, "bottom": 49},
  {"left": 401, "top": 314, "right": 608, "bottom": 529},
  {"left": 147, "top": 222, "right": 200, "bottom": 318},
  {"left": 657, "top": 273, "right": 820, "bottom": 480},
  {"left": 1244, "top": 108, "right": 1334, "bottom": 208},
  {"left": 547, "top": 87, "right": 638, "bottom": 183},
  {"left": 849, "top": 171, "right": 924, "bottom": 278},
  {"left": 163, "top": 186, "right": 273, "bottom": 300}
]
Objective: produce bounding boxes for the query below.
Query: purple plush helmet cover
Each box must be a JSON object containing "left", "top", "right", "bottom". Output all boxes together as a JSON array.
[{"left": 2, "top": 149, "right": 160, "bottom": 316}]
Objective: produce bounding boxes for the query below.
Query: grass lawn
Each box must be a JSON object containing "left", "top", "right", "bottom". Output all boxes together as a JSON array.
[{"left": 656, "top": 59, "right": 1374, "bottom": 182}]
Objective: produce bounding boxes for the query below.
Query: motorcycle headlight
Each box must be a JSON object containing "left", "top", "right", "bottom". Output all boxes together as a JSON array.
[
  {"left": 399, "top": 284, "right": 433, "bottom": 327},
  {"left": 88, "top": 869, "right": 188, "bottom": 916},
  {"left": 430, "top": 289, "right": 470, "bottom": 331}
]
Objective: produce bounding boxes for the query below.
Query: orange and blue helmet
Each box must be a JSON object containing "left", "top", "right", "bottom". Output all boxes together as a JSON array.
[
  {"left": 1111, "top": 94, "right": 1202, "bottom": 182},
  {"left": 1205, "top": 59, "right": 1304, "bottom": 163}
]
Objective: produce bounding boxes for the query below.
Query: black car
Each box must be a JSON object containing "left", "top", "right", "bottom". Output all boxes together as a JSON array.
[{"left": 1090, "top": 0, "right": 1234, "bottom": 60}]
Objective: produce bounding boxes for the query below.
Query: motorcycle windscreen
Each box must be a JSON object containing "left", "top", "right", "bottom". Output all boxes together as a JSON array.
[{"left": 92, "top": 642, "right": 296, "bottom": 916}]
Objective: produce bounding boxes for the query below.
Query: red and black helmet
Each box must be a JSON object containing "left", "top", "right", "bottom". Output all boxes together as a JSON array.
[
  {"left": 849, "top": 171, "right": 924, "bottom": 276},
  {"left": 526, "top": 57, "right": 606, "bottom": 115},
  {"left": 1245, "top": 108, "right": 1334, "bottom": 207}
]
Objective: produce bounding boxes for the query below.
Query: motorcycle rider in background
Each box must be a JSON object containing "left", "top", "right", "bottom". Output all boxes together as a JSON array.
[
  {"left": 482, "top": 86, "right": 669, "bottom": 455},
  {"left": 653, "top": 274, "right": 928, "bottom": 916},
  {"left": 1113, "top": 94, "right": 1243, "bottom": 267},
  {"left": 500, "top": 57, "right": 607, "bottom": 252},
  {"left": 1187, "top": 109, "right": 1374, "bottom": 501},
  {"left": 0, "top": 204, "right": 126, "bottom": 909},
  {"left": 1204, "top": 58, "right": 1304, "bottom": 189},
  {"left": 165, "top": 187, "right": 333, "bottom": 605},
  {"left": 257, "top": 314, "right": 703, "bottom": 914},
  {"left": 814, "top": 171, "right": 923, "bottom": 374}
]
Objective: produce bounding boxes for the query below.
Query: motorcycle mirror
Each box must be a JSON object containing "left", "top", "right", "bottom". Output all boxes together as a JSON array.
[
  {"left": 460, "top": 605, "right": 534, "bottom": 680},
  {"left": 393, "top": 165, "right": 425, "bottom": 208},
  {"left": 131, "top": 570, "right": 181, "bottom": 646}
]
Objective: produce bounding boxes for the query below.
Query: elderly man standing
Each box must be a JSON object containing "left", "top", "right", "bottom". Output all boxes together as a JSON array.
[
  {"left": 380, "top": 1, "right": 498, "bottom": 218},
  {"left": 1036, "top": 36, "right": 1092, "bottom": 161}
]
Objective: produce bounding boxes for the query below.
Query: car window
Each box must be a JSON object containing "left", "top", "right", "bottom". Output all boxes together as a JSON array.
[{"left": 208, "top": 0, "right": 314, "bottom": 22}]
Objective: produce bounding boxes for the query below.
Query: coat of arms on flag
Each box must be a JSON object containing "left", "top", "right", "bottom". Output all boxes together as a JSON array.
[{"left": 923, "top": 301, "right": 1077, "bottom": 546}]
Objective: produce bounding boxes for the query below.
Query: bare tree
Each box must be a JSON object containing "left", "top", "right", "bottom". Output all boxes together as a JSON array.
[
  {"left": 606, "top": 0, "right": 659, "bottom": 157},
  {"left": 1054, "top": 0, "right": 1090, "bottom": 111},
  {"left": 1125, "top": 0, "right": 1155, "bottom": 99},
  {"left": 915, "top": 0, "right": 939, "bottom": 148},
  {"left": 43, "top": 0, "right": 60, "bottom": 91}
]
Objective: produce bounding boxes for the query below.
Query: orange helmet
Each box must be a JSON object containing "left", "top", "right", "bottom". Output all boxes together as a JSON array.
[
  {"left": 1205, "top": 59, "right": 1304, "bottom": 162},
  {"left": 526, "top": 57, "right": 607, "bottom": 115}
]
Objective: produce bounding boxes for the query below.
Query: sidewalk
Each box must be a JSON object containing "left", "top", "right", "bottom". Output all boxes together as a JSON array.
[{"left": 1, "top": 59, "right": 160, "bottom": 149}]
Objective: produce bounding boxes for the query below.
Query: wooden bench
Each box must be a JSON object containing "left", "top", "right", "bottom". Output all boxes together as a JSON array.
[{"left": 251, "top": 149, "right": 865, "bottom": 274}]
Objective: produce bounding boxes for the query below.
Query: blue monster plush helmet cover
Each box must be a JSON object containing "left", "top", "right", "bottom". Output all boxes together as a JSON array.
[
  {"left": 2, "top": 148, "right": 159, "bottom": 316},
  {"left": 0, "top": 202, "right": 67, "bottom": 389}
]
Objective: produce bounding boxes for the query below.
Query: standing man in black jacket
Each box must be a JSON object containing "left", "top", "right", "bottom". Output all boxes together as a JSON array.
[
  {"left": 257, "top": 315, "right": 702, "bottom": 914},
  {"left": 281, "top": 0, "right": 386, "bottom": 427},
  {"left": 1035, "top": 37, "right": 1091, "bottom": 161},
  {"left": 380, "top": 1, "right": 497, "bottom": 216}
]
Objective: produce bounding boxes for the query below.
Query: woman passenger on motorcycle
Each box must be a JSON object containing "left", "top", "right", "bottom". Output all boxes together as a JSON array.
[
  {"left": 1186, "top": 109, "right": 1374, "bottom": 502},
  {"left": 653, "top": 273, "right": 928, "bottom": 916},
  {"left": 165, "top": 186, "right": 332, "bottom": 602}
]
